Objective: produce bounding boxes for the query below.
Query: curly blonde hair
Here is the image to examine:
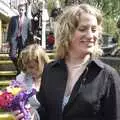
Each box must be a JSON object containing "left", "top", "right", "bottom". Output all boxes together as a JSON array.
[
  {"left": 18, "top": 44, "right": 50, "bottom": 74},
  {"left": 55, "top": 4, "right": 103, "bottom": 59}
]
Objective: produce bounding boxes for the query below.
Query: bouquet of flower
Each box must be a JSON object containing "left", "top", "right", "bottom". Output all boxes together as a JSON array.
[{"left": 0, "top": 80, "right": 36, "bottom": 120}]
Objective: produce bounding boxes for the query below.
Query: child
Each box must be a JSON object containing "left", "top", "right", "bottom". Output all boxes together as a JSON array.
[{"left": 16, "top": 44, "right": 50, "bottom": 120}]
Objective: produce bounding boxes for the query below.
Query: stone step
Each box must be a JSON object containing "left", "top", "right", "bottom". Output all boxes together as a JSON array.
[
  {"left": 0, "top": 60, "right": 16, "bottom": 71},
  {"left": 0, "top": 60, "right": 13, "bottom": 64},
  {"left": 0, "top": 80, "right": 11, "bottom": 88},
  {"left": 0, "top": 71, "right": 16, "bottom": 87},
  {"left": 0, "top": 71, "right": 16, "bottom": 81},
  {"left": 0, "top": 52, "right": 55, "bottom": 60},
  {"left": 0, "top": 71, "right": 17, "bottom": 76},
  {"left": 0, "top": 53, "right": 10, "bottom": 60},
  {"left": 0, "top": 113, "right": 15, "bottom": 120}
]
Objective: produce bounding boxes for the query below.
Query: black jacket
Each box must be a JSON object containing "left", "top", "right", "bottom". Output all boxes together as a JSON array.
[{"left": 37, "top": 59, "right": 120, "bottom": 120}]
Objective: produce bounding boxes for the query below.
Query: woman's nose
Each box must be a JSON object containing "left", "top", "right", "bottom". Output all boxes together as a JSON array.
[
  {"left": 87, "top": 30, "right": 93, "bottom": 38},
  {"left": 86, "top": 30, "right": 95, "bottom": 41}
]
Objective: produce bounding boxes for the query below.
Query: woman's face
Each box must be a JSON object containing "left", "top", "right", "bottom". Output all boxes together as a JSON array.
[{"left": 69, "top": 13, "right": 99, "bottom": 57}]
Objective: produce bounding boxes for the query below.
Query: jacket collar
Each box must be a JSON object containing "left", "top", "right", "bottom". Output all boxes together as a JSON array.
[
  {"left": 51, "top": 58, "right": 104, "bottom": 69},
  {"left": 88, "top": 59, "right": 104, "bottom": 68}
]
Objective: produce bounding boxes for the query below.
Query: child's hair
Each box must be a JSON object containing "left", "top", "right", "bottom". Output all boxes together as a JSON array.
[{"left": 18, "top": 44, "right": 50, "bottom": 74}]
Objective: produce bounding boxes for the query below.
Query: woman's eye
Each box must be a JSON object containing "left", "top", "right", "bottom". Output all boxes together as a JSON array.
[
  {"left": 92, "top": 29, "right": 97, "bottom": 32},
  {"left": 92, "top": 26, "right": 97, "bottom": 32},
  {"left": 78, "top": 27, "right": 97, "bottom": 32},
  {"left": 78, "top": 28, "right": 86, "bottom": 32}
]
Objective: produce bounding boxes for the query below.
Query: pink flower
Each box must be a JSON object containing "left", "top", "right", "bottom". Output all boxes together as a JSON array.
[{"left": 0, "top": 92, "right": 14, "bottom": 110}]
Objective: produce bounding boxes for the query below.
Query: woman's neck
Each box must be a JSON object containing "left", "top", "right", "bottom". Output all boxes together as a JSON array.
[{"left": 66, "top": 54, "right": 90, "bottom": 66}]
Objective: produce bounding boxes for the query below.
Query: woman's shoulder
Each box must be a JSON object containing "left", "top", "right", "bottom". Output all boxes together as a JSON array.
[{"left": 93, "top": 59, "right": 119, "bottom": 77}]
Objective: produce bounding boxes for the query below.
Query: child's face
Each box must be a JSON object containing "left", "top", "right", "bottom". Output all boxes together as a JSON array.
[{"left": 26, "top": 60, "right": 40, "bottom": 79}]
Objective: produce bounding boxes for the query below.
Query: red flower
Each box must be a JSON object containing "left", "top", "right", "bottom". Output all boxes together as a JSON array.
[{"left": 0, "top": 92, "right": 14, "bottom": 110}]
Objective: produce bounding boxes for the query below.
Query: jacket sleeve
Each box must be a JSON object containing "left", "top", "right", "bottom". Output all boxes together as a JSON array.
[
  {"left": 36, "top": 65, "right": 48, "bottom": 120},
  {"left": 100, "top": 68, "right": 120, "bottom": 120}
]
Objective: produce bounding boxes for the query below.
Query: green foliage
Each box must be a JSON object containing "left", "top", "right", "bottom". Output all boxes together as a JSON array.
[
  {"left": 47, "top": 0, "right": 54, "bottom": 14},
  {"left": 47, "top": 0, "right": 65, "bottom": 14},
  {"left": 87, "top": 0, "right": 120, "bottom": 35},
  {"left": 47, "top": 0, "right": 120, "bottom": 35},
  {"left": 103, "top": 17, "right": 117, "bottom": 35}
]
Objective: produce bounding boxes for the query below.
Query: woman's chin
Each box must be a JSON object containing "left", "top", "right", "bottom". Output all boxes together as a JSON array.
[{"left": 87, "top": 47, "right": 94, "bottom": 53}]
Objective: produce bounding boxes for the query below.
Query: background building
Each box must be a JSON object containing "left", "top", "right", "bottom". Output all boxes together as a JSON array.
[{"left": 0, "top": 0, "right": 18, "bottom": 51}]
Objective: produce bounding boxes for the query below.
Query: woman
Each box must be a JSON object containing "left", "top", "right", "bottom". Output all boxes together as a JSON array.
[
  {"left": 15, "top": 4, "right": 120, "bottom": 120},
  {"left": 37, "top": 4, "right": 120, "bottom": 120}
]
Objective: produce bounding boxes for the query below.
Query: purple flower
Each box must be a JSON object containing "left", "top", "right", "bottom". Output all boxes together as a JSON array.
[
  {"left": 8, "top": 88, "right": 36, "bottom": 120},
  {"left": 1, "top": 80, "right": 36, "bottom": 120},
  {"left": 9, "top": 80, "right": 25, "bottom": 88}
]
